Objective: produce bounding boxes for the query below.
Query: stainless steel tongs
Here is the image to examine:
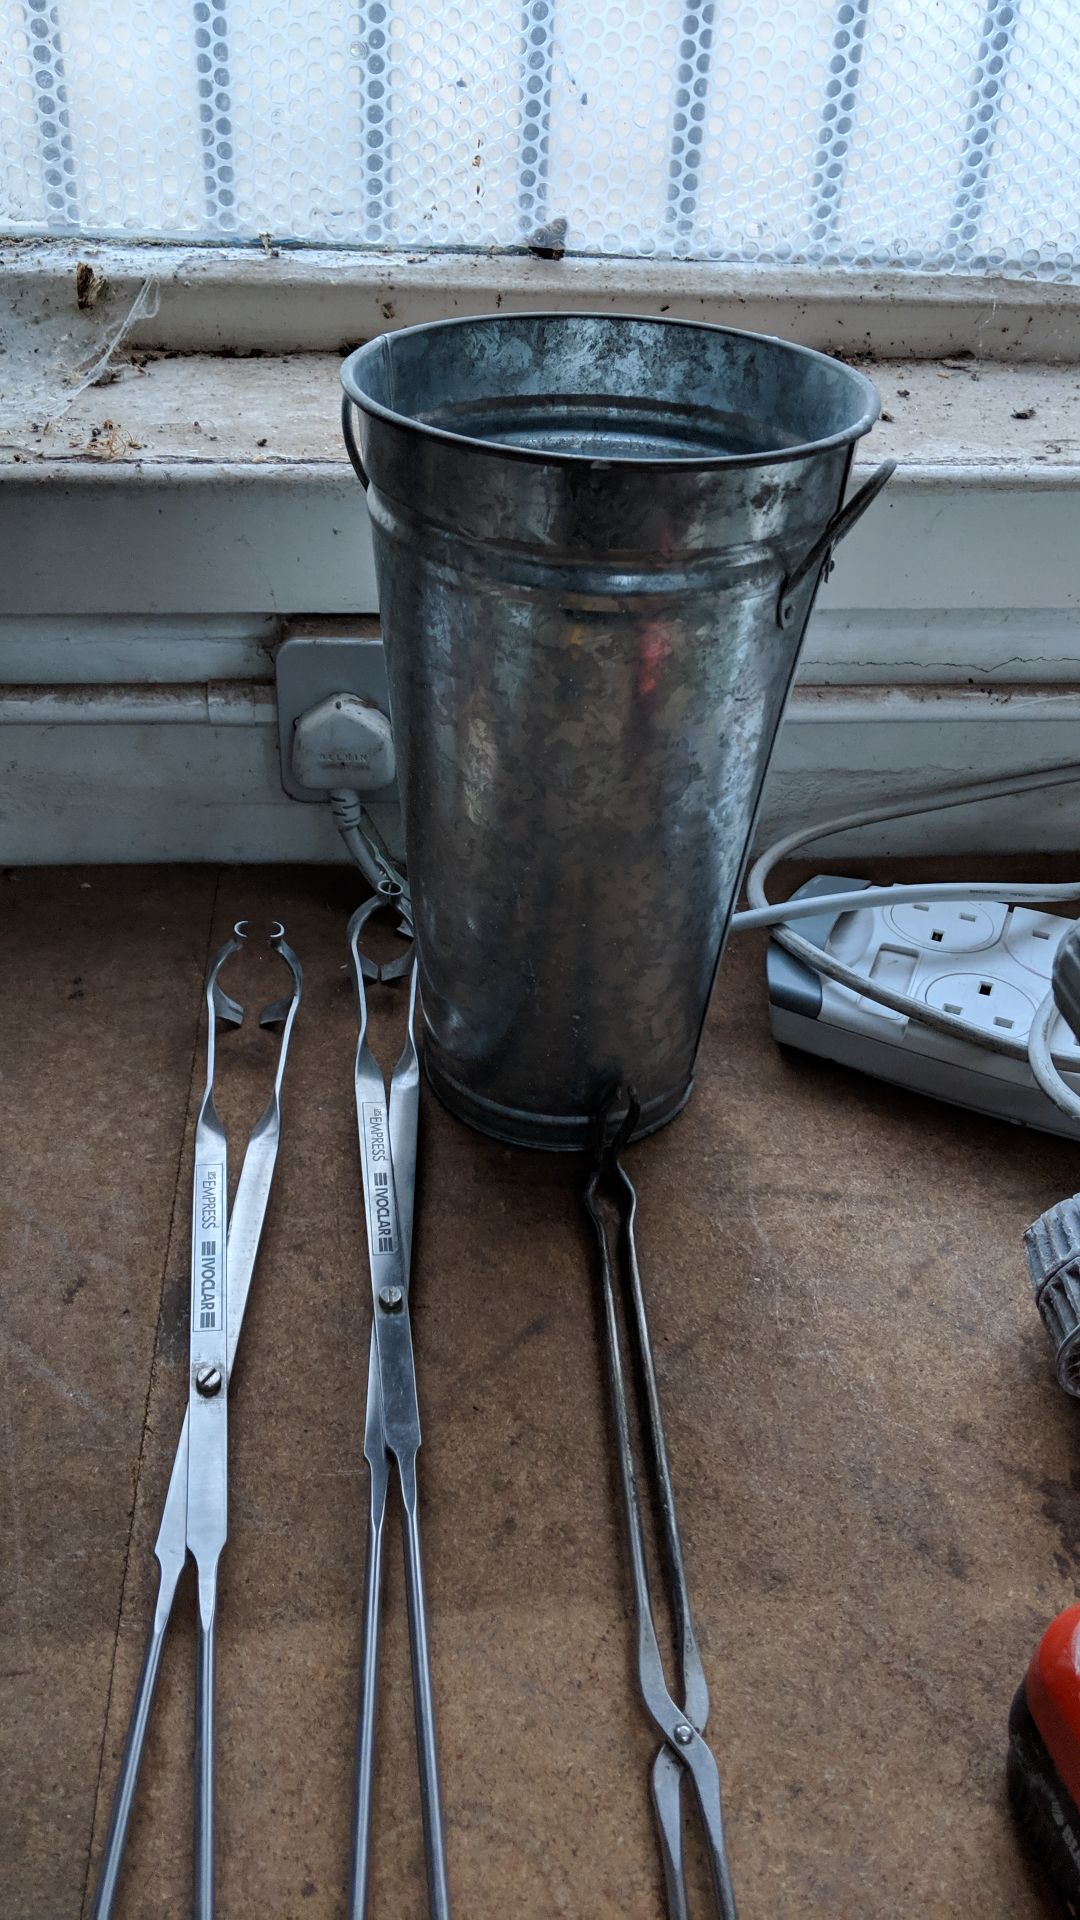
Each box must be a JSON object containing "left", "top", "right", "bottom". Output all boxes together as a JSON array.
[
  {"left": 91, "top": 920, "right": 302, "bottom": 1920},
  {"left": 584, "top": 1089, "right": 738, "bottom": 1920},
  {"left": 347, "top": 895, "right": 450, "bottom": 1920}
]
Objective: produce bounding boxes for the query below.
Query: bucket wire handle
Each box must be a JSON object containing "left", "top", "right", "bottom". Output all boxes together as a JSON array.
[
  {"left": 342, "top": 394, "right": 369, "bottom": 489},
  {"left": 776, "top": 457, "right": 895, "bottom": 629}
]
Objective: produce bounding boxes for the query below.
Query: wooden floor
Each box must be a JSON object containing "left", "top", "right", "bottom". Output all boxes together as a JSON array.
[{"left": 1, "top": 860, "right": 1073, "bottom": 1918}]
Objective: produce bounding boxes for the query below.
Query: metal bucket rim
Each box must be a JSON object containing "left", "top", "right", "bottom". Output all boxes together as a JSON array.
[{"left": 341, "top": 308, "right": 881, "bottom": 472}]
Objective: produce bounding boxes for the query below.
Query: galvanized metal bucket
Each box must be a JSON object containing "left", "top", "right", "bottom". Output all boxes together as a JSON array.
[{"left": 341, "top": 312, "right": 891, "bottom": 1148}]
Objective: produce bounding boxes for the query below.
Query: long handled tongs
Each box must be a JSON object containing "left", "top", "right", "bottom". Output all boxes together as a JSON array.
[
  {"left": 347, "top": 895, "right": 451, "bottom": 1920},
  {"left": 584, "top": 1089, "right": 738, "bottom": 1920},
  {"left": 91, "top": 920, "right": 302, "bottom": 1920}
]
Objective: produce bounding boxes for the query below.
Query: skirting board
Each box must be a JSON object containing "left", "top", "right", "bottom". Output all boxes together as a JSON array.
[{"left": 1, "top": 679, "right": 1078, "bottom": 864}]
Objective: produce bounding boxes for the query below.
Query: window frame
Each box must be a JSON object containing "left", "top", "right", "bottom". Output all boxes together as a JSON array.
[{"left": 6, "top": 237, "right": 1080, "bottom": 362}]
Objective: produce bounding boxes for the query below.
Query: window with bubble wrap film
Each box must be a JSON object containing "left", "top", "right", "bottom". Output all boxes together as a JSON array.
[{"left": 2, "top": 0, "right": 1077, "bottom": 280}]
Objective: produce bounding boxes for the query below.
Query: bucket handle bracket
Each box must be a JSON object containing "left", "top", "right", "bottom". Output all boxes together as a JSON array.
[
  {"left": 776, "top": 458, "right": 896, "bottom": 629},
  {"left": 342, "top": 395, "right": 369, "bottom": 489}
]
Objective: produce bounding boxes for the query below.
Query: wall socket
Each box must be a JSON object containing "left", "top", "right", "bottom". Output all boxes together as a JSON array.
[{"left": 276, "top": 622, "right": 396, "bottom": 804}]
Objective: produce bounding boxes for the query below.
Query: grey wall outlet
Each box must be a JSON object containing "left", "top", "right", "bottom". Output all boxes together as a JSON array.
[{"left": 276, "top": 621, "right": 396, "bottom": 804}]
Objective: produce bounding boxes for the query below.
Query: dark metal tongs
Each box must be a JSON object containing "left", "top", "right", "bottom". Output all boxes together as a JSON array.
[{"left": 584, "top": 1089, "right": 738, "bottom": 1920}]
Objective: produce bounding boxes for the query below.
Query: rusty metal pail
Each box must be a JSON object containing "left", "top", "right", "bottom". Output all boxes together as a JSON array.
[{"left": 342, "top": 312, "right": 891, "bottom": 1148}]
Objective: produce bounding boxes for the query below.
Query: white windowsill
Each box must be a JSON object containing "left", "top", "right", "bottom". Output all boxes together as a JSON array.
[{"left": 2, "top": 341, "right": 1080, "bottom": 476}]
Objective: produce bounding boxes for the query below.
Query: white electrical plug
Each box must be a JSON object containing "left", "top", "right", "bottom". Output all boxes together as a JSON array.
[
  {"left": 767, "top": 877, "right": 1080, "bottom": 1138},
  {"left": 291, "top": 692, "right": 395, "bottom": 793}
]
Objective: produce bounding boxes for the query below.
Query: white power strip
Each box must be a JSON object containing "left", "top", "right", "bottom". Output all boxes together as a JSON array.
[{"left": 766, "top": 876, "right": 1080, "bottom": 1139}]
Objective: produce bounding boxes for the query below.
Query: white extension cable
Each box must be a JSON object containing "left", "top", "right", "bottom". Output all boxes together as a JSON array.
[
  {"left": 330, "top": 787, "right": 385, "bottom": 892},
  {"left": 731, "top": 760, "right": 1080, "bottom": 1124},
  {"left": 330, "top": 787, "right": 410, "bottom": 909},
  {"left": 1028, "top": 987, "right": 1080, "bottom": 1121}
]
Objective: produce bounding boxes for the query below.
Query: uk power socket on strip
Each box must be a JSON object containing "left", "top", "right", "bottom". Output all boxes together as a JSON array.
[{"left": 766, "top": 875, "right": 1080, "bottom": 1139}]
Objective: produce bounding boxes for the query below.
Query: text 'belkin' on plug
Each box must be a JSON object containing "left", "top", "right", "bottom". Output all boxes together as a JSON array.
[{"left": 291, "top": 693, "right": 396, "bottom": 793}]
